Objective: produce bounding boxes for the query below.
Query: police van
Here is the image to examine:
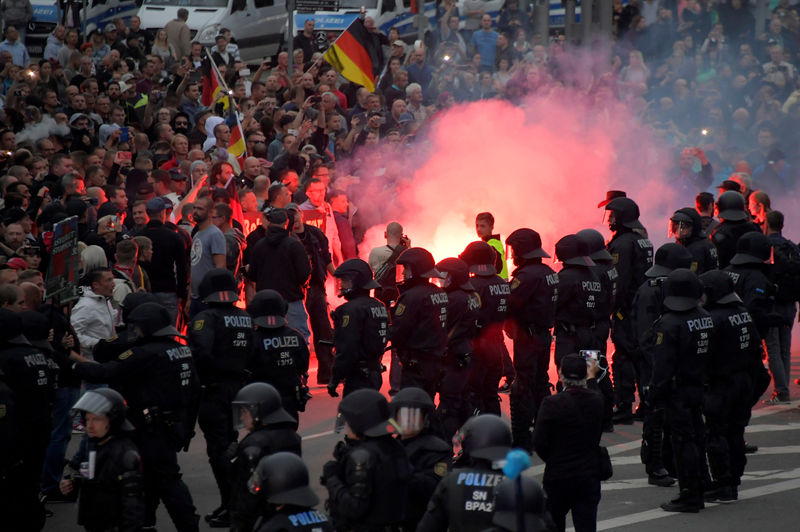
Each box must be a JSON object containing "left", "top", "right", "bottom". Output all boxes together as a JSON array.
[
  {"left": 27, "top": 0, "right": 138, "bottom": 56},
  {"left": 137, "top": 0, "right": 231, "bottom": 42}
]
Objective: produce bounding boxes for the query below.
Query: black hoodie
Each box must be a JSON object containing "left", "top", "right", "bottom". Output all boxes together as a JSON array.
[{"left": 247, "top": 225, "right": 310, "bottom": 302}]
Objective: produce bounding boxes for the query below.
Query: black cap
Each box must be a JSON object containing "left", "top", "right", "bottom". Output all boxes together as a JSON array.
[
  {"left": 730, "top": 231, "right": 771, "bottom": 265},
  {"left": 506, "top": 228, "right": 550, "bottom": 259},
  {"left": 646, "top": 243, "right": 693, "bottom": 278},
  {"left": 663, "top": 268, "right": 702, "bottom": 312},
  {"left": 597, "top": 190, "right": 626, "bottom": 208},
  {"left": 247, "top": 289, "right": 289, "bottom": 328},
  {"left": 699, "top": 270, "right": 741, "bottom": 305},
  {"left": 145, "top": 197, "right": 166, "bottom": 214},
  {"left": 560, "top": 353, "right": 587, "bottom": 380},
  {"left": 555, "top": 234, "right": 595, "bottom": 266},
  {"left": 266, "top": 208, "right": 288, "bottom": 225}
]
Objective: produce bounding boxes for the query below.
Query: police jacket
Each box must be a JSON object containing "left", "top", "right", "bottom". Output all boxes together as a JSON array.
[
  {"left": 230, "top": 424, "right": 303, "bottom": 532},
  {"left": 323, "top": 435, "right": 411, "bottom": 531},
  {"left": 683, "top": 235, "right": 719, "bottom": 274},
  {"left": 505, "top": 260, "right": 558, "bottom": 338},
  {"left": 76, "top": 435, "right": 145, "bottom": 532},
  {"left": 390, "top": 279, "right": 448, "bottom": 357},
  {"left": 188, "top": 304, "right": 254, "bottom": 384},
  {"left": 554, "top": 265, "right": 602, "bottom": 329},
  {"left": 137, "top": 219, "right": 189, "bottom": 299},
  {"left": 591, "top": 261, "right": 618, "bottom": 322},
  {"left": 0, "top": 341, "right": 51, "bottom": 442},
  {"left": 331, "top": 293, "right": 388, "bottom": 386},
  {"left": 39, "top": 303, "right": 82, "bottom": 388},
  {"left": 0, "top": 375, "right": 19, "bottom": 475},
  {"left": 254, "top": 506, "right": 334, "bottom": 532},
  {"left": 247, "top": 225, "right": 311, "bottom": 302},
  {"left": 710, "top": 220, "right": 762, "bottom": 268},
  {"left": 249, "top": 325, "right": 309, "bottom": 398},
  {"left": 607, "top": 229, "right": 653, "bottom": 312},
  {"left": 704, "top": 302, "right": 761, "bottom": 382},
  {"left": 400, "top": 431, "right": 451, "bottom": 528},
  {"left": 443, "top": 288, "right": 481, "bottom": 358},
  {"left": 416, "top": 460, "right": 505, "bottom": 532},
  {"left": 73, "top": 337, "right": 200, "bottom": 431},
  {"left": 631, "top": 277, "right": 665, "bottom": 357},
  {"left": 471, "top": 275, "right": 510, "bottom": 342},
  {"left": 533, "top": 384, "right": 604, "bottom": 482},
  {"left": 295, "top": 224, "right": 332, "bottom": 287},
  {"left": 649, "top": 307, "right": 713, "bottom": 404},
  {"left": 724, "top": 263, "right": 777, "bottom": 338}
]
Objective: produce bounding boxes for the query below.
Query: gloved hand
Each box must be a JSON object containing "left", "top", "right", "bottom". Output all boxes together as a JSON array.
[
  {"left": 327, "top": 382, "right": 339, "bottom": 397},
  {"left": 322, "top": 460, "right": 339, "bottom": 481}
]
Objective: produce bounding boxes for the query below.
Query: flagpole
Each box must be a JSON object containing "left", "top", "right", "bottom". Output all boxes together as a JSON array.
[{"left": 204, "top": 47, "right": 240, "bottom": 116}]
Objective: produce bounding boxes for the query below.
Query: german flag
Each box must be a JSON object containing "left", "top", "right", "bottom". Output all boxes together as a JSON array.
[
  {"left": 226, "top": 111, "right": 246, "bottom": 170},
  {"left": 201, "top": 57, "right": 229, "bottom": 110},
  {"left": 323, "top": 18, "right": 375, "bottom": 92}
]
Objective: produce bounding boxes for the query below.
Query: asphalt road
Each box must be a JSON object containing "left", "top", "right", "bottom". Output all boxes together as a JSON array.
[{"left": 45, "top": 343, "right": 800, "bottom": 531}]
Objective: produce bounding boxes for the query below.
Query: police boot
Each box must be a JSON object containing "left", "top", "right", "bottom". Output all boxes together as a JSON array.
[
  {"left": 661, "top": 490, "right": 704, "bottom": 513},
  {"left": 744, "top": 442, "right": 758, "bottom": 454},
  {"left": 704, "top": 484, "right": 737, "bottom": 503},
  {"left": 647, "top": 468, "right": 676, "bottom": 487},
  {"left": 612, "top": 403, "right": 634, "bottom": 424},
  {"left": 205, "top": 507, "right": 230, "bottom": 528}
]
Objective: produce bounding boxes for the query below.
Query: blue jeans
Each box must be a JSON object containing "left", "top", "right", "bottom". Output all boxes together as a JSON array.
[
  {"left": 154, "top": 292, "right": 179, "bottom": 327},
  {"left": 287, "top": 299, "right": 310, "bottom": 344},
  {"left": 766, "top": 325, "right": 793, "bottom": 397},
  {"left": 40, "top": 386, "right": 80, "bottom": 495}
]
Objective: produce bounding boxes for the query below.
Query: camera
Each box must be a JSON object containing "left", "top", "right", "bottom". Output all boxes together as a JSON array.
[
  {"left": 579, "top": 350, "right": 601, "bottom": 364},
  {"left": 310, "top": 95, "right": 322, "bottom": 105}
]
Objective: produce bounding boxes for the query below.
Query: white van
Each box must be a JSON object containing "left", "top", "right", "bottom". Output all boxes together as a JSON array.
[
  {"left": 27, "top": 0, "right": 138, "bottom": 56},
  {"left": 193, "top": 0, "right": 286, "bottom": 63},
  {"left": 137, "top": 0, "right": 230, "bottom": 41}
]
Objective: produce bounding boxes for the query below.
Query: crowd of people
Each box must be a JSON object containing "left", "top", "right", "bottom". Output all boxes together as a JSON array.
[{"left": 0, "top": 0, "right": 799, "bottom": 531}]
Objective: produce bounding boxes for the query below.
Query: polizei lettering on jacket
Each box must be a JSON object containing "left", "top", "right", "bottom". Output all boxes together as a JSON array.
[
  {"left": 455, "top": 472, "right": 504, "bottom": 487},
  {"left": 727, "top": 312, "right": 753, "bottom": 326},
  {"left": 686, "top": 316, "right": 714, "bottom": 332},
  {"left": 263, "top": 336, "right": 300, "bottom": 349},
  {"left": 581, "top": 281, "right": 602, "bottom": 292},
  {"left": 489, "top": 284, "right": 511, "bottom": 296},
  {"left": 223, "top": 315, "right": 252, "bottom": 328},
  {"left": 166, "top": 346, "right": 193, "bottom": 361},
  {"left": 288, "top": 510, "right": 328, "bottom": 526},
  {"left": 370, "top": 306, "right": 388, "bottom": 319},
  {"left": 430, "top": 292, "right": 448, "bottom": 305}
]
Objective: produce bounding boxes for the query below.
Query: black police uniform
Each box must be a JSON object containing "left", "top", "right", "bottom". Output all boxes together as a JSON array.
[
  {"left": 711, "top": 221, "right": 762, "bottom": 269},
  {"left": 553, "top": 255, "right": 603, "bottom": 367},
  {"left": 400, "top": 431, "right": 452, "bottom": 529},
  {"left": 607, "top": 225, "right": 653, "bottom": 418},
  {"left": 0, "top": 368, "right": 26, "bottom": 531},
  {"left": 73, "top": 306, "right": 201, "bottom": 532},
  {"left": 649, "top": 272, "right": 713, "bottom": 511},
  {"left": 435, "top": 259, "right": 481, "bottom": 439},
  {"left": 0, "top": 310, "right": 52, "bottom": 531},
  {"left": 390, "top": 278, "right": 449, "bottom": 398},
  {"left": 254, "top": 507, "right": 334, "bottom": 532},
  {"left": 331, "top": 294, "right": 389, "bottom": 395},
  {"left": 229, "top": 425, "right": 303, "bottom": 532},
  {"left": 702, "top": 288, "right": 760, "bottom": 499},
  {"left": 188, "top": 285, "right": 254, "bottom": 515},
  {"left": 724, "top": 263, "right": 776, "bottom": 340},
  {"left": 671, "top": 208, "right": 719, "bottom": 274},
  {"left": 505, "top": 258, "right": 558, "bottom": 451}
]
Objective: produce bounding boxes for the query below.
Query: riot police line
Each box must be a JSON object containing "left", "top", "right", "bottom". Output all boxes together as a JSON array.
[{"left": 0, "top": 190, "right": 793, "bottom": 531}]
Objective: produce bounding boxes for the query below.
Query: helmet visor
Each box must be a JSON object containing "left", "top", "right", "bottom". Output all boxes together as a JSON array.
[
  {"left": 432, "top": 273, "right": 452, "bottom": 289},
  {"left": 395, "top": 263, "right": 407, "bottom": 284},
  {"left": 668, "top": 220, "right": 690, "bottom": 239},
  {"left": 233, "top": 403, "right": 257, "bottom": 431},
  {"left": 396, "top": 406, "right": 425, "bottom": 434},
  {"left": 71, "top": 390, "right": 113, "bottom": 418}
]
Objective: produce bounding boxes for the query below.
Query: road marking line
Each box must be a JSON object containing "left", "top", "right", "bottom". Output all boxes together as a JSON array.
[
  {"left": 746, "top": 423, "right": 800, "bottom": 433},
  {"left": 302, "top": 429, "right": 335, "bottom": 441},
  {"left": 600, "top": 468, "right": 800, "bottom": 491}
]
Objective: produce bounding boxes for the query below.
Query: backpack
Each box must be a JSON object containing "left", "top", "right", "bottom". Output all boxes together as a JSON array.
[{"left": 771, "top": 239, "right": 800, "bottom": 303}]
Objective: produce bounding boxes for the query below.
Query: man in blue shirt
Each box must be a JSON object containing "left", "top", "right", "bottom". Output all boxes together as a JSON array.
[
  {"left": 470, "top": 14, "right": 499, "bottom": 71},
  {"left": 0, "top": 26, "right": 29, "bottom": 67}
]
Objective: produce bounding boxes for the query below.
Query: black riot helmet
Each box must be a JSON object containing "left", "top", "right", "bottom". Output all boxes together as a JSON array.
[
  {"left": 198, "top": 268, "right": 239, "bottom": 304},
  {"left": 232, "top": 382, "right": 296, "bottom": 430},
  {"left": 669, "top": 207, "right": 702, "bottom": 242},
  {"left": 459, "top": 241, "right": 498, "bottom": 276},
  {"left": 453, "top": 414, "right": 512, "bottom": 462},
  {"left": 0, "top": 308, "right": 30, "bottom": 345},
  {"left": 662, "top": 268, "right": 703, "bottom": 312},
  {"left": 19, "top": 311, "right": 54, "bottom": 352},
  {"left": 730, "top": 232, "right": 771, "bottom": 265},
  {"left": 396, "top": 247, "right": 443, "bottom": 281},
  {"left": 247, "top": 289, "right": 289, "bottom": 329},
  {"left": 120, "top": 291, "right": 158, "bottom": 325},
  {"left": 555, "top": 234, "right": 595, "bottom": 266},
  {"left": 576, "top": 228, "right": 613, "bottom": 262},
  {"left": 645, "top": 243, "right": 693, "bottom": 278},
  {"left": 717, "top": 191, "right": 747, "bottom": 221},
  {"left": 390, "top": 387, "right": 435, "bottom": 435},
  {"left": 333, "top": 258, "right": 380, "bottom": 299},
  {"left": 126, "top": 302, "right": 185, "bottom": 339},
  {"left": 605, "top": 197, "right": 641, "bottom": 231},
  {"left": 71, "top": 387, "right": 135, "bottom": 434},
  {"left": 435, "top": 257, "right": 475, "bottom": 291},
  {"left": 506, "top": 228, "right": 550, "bottom": 260},
  {"left": 699, "top": 270, "right": 742, "bottom": 306},
  {"left": 337, "top": 388, "right": 399, "bottom": 438},
  {"left": 492, "top": 476, "right": 549, "bottom": 532},
  {"left": 247, "top": 452, "right": 319, "bottom": 507}
]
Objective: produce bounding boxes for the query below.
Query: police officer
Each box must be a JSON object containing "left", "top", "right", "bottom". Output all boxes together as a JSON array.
[
  {"left": 669, "top": 208, "right": 718, "bottom": 274},
  {"left": 229, "top": 382, "right": 303, "bottom": 532},
  {"left": 328, "top": 258, "right": 389, "bottom": 397},
  {"left": 553, "top": 235, "right": 602, "bottom": 368},
  {"left": 0, "top": 308, "right": 51, "bottom": 531},
  {"left": 724, "top": 232, "right": 777, "bottom": 340},
  {"left": 709, "top": 191, "right": 761, "bottom": 268},
  {"left": 604, "top": 197, "right": 654, "bottom": 424},
  {"left": 699, "top": 270, "right": 761, "bottom": 502},
  {"left": 433, "top": 257, "right": 481, "bottom": 439},
  {"left": 504, "top": 228, "right": 558, "bottom": 451},
  {"left": 390, "top": 387, "right": 452, "bottom": 529},
  {"left": 460, "top": 241, "right": 511, "bottom": 416},
  {"left": 649, "top": 269, "right": 713, "bottom": 513},
  {"left": 248, "top": 452, "right": 334, "bottom": 532},
  {"left": 576, "top": 228, "right": 617, "bottom": 431},
  {"left": 321, "top": 389, "right": 411, "bottom": 531},
  {"left": 93, "top": 292, "right": 159, "bottom": 362},
  {"left": 188, "top": 268, "right": 254, "bottom": 527},
  {"left": 72, "top": 302, "right": 201, "bottom": 531},
  {"left": 0, "top": 368, "right": 24, "bottom": 529},
  {"left": 59, "top": 388, "right": 145, "bottom": 531},
  {"left": 247, "top": 290, "right": 310, "bottom": 425},
  {"left": 632, "top": 243, "right": 692, "bottom": 487},
  {"left": 488, "top": 476, "right": 555, "bottom": 532},
  {"left": 417, "top": 415, "right": 512, "bottom": 532},
  {"left": 390, "top": 247, "right": 449, "bottom": 398}
]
